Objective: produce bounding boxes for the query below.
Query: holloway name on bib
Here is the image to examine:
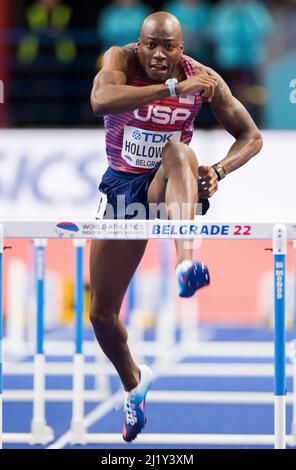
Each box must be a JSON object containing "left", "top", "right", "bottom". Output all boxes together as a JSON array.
[{"left": 122, "top": 126, "right": 181, "bottom": 169}]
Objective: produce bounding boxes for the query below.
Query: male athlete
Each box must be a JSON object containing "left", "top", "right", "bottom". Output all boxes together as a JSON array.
[{"left": 90, "top": 12, "right": 262, "bottom": 442}]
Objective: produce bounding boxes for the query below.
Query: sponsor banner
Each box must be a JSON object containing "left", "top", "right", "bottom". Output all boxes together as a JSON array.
[
  {"left": 0, "top": 129, "right": 295, "bottom": 220},
  {"left": 0, "top": 129, "right": 107, "bottom": 219}
]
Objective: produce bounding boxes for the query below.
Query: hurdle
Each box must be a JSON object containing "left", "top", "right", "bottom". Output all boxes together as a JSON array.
[
  {"left": 0, "top": 219, "right": 296, "bottom": 449},
  {"left": 290, "top": 241, "right": 296, "bottom": 445},
  {"left": 31, "top": 239, "right": 54, "bottom": 444}
]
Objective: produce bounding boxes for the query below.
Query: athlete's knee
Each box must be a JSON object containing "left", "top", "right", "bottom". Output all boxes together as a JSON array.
[
  {"left": 162, "top": 141, "right": 189, "bottom": 160},
  {"left": 162, "top": 141, "right": 198, "bottom": 173},
  {"left": 90, "top": 294, "right": 119, "bottom": 328}
]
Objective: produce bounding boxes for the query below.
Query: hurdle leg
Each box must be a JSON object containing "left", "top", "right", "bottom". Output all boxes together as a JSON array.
[
  {"left": 5, "top": 259, "right": 27, "bottom": 355},
  {"left": 30, "top": 239, "right": 54, "bottom": 445},
  {"left": 70, "top": 240, "right": 87, "bottom": 444},
  {"left": 155, "top": 240, "right": 176, "bottom": 354},
  {"left": 127, "top": 275, "right": 145, "bottom": 365},
  {"left": 94, "top": 348, "right": 111, "bottom": 400},
  {"left": 273, "top": 224, "right": 287, "bottom": 449}
]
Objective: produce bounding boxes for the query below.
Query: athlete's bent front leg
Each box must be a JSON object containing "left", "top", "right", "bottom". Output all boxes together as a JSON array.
[
  {"left": 148, "top": 141, "right": 210, "bottom": 297},
  {"left": 90, "top": 239, "right": 147, "bottom": 391},
  {"left": 148, "top": 141, "right": 199, "bottom": 265}
]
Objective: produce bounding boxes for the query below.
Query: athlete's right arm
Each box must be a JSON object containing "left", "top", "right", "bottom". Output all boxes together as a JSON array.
[{"left": 91, "top": 46, "right": 170, "bottom": 115}]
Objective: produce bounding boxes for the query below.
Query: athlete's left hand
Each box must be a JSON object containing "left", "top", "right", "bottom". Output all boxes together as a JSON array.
[{"left": 198, "top": 166, "right": 218, "bottom": 198}]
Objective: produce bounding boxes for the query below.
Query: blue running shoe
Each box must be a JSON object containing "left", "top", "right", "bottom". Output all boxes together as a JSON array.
[
  {"left": 177, "top": 262, "right": 210, "bottom": 298},
  {"left": 122, "top": 365, "right": 153, "bottom": 442}
]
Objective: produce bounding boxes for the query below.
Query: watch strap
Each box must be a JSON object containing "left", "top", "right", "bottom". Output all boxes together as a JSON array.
[{"left": 212, "top": 162, "right": 226, "bottom": 181}]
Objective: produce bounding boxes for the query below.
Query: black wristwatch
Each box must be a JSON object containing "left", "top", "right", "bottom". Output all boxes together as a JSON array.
[{"left": 212, "top": 162, "right": 226, "bottom": 181}]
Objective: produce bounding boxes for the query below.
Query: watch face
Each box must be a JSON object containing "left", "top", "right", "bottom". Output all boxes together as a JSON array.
[{"left": 166, "top": 78, "right": 178, "bottom": 86}]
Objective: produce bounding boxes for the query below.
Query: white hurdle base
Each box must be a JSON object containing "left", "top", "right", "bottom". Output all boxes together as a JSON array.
[
  {"left": 3, "top": 390, "right": 110, "bottom": 402},
  {"left": 70, "top": 421, "right": 87, "bottom": 445},
  {"left": 291, "top": 421, "right": 296, "bottom": 446},
  {"left": 4, "top": 431, "right": 290, "bottom": 447},
  {"left": 3, "top": 433, "right": 34, "bottom": 444},
  {"left": 275, "top": 395, "right": 286, "bottom": 449},
  {"left": 4, "top": 361, "right": 295, "bottom": 377},
  {"left": 3, "top": 431, "right": 53, "bottom": 445},
  {"left": 30, "top": 354, "right": 54, "bottom": 444},
  {"left": 70, "top": 354, "right": 87, "bottom": 445},
  {"left": 4, "top": 339, "right": 287, "bottom": 360},
  {"left": 3, "top": 390, "right": 296, "bottom": 405},
  {"left": 82, "top": 433, "right": 295, "bottom": 446},
  {"left": 30, "top": 422, "right": 54, "bottom": 445}
]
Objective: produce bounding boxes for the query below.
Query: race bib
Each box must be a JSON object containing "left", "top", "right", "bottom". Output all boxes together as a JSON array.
[{"left": 121, "top": 126, "right": 181, "bottom": 169}]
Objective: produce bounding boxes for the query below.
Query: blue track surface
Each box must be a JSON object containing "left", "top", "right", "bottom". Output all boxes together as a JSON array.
[{"left": 2, "top": 326, "right": 295, "bottom": 449}]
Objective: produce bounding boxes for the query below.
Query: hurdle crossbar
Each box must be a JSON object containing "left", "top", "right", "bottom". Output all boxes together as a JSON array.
[
  {"left": 0, "top": 219, "right": 296, "bottom": 240},
  {"left": 0, "top": 220, "right": 295, "bottom": 449}
]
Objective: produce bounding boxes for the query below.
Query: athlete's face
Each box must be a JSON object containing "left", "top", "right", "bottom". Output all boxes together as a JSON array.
[{"left": 138, "top": 21, "right": 183, "bottom": 82}]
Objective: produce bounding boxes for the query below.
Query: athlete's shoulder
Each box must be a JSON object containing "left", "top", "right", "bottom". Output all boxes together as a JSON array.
[
  {"left": 103, "top": 44, "right": 134, "bottom": 63},
  {"left": 185, "top": 60, "right": 227, "bottom": 106},
  {"left": 102, "top": 44, "right": 137, "bottom": 78},
  {"left": 186, "top": 57, "right": 217, "bottom": 78},
  {"left": 122, "top": 43, "right": 137, "bottom": 56}
]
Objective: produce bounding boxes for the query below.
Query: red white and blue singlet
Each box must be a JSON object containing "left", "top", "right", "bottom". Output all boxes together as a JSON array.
[{"left": 103, "top": 46, "right": 202, "bottom": 174}]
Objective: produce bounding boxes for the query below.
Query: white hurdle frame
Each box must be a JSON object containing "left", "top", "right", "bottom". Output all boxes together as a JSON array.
[
  {"left": 30, "top": 239, "right": 54, "bottom": 444},
  {"left": 290, "top": 241, "right": 296, "bottom": 445},
  {"left": 70, "top": 239, "right": 87, "bottom": 444},
  {"left": 1, "top": 219, "right": 296, "bottom": 448}
]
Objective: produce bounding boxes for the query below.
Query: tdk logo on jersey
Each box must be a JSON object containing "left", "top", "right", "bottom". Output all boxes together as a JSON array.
[
  {"left": 134, "top": 105, "right": 191, "bottom": 124},
  {"left": 132, "top": 129, "right": 174, "bottom": 143},
  {"left": 55, "top": 221, "right": 79, "bottom": 237},
  {"left": 132, "top": 130, "right": 141, "bottom": 140}
]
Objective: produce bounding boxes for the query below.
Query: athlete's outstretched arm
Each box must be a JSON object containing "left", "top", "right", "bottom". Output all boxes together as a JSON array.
[
  {"left": 90, "top": 46, "right": 217, "bottom": 115},
  {"left": 209, "top": 73, "right": 263, "bottom": 175}
]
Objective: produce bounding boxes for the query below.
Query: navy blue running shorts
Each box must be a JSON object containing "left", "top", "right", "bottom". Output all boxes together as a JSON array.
[{"left": 97, "top": 166, "right": 210, "bottom": 220}]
